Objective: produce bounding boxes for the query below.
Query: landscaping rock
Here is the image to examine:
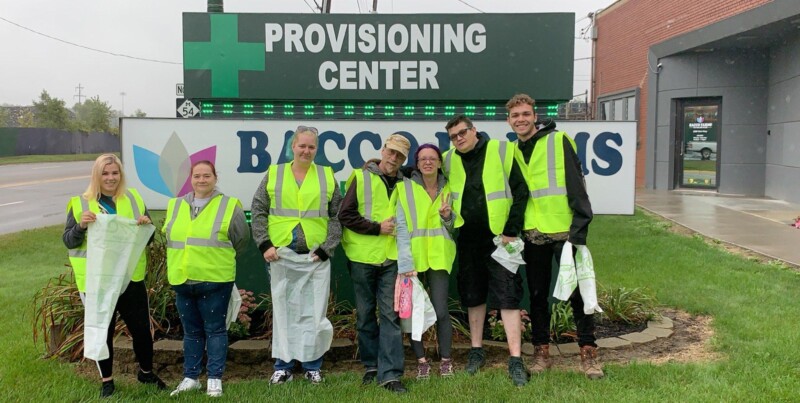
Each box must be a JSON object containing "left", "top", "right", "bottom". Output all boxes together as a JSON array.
[
  {"left": 642, "top": 327, "right": 674, "bottom": 338},
  {"left": 153, "top": 339, "right": 184, "bottom": 365},
  {"left": 596, "top": 337, "right": 632, "bottom": 349},
  {"left": 554, "top": 342, "right": 580, "bottom": 357},
  {"left": 648, "top": 316, "right": 674, "bottom": 329},
  {"left": 326, "top": 338, "right": 356, "bottom": 361},
  {"left": 619, "top": 332, "right": 657, "bottom": 344},
  {"left": 229, "top": 340, "right": 269, "bottom": 364}
]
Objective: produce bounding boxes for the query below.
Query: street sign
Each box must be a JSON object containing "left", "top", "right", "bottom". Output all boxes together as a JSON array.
[
  {"left": 176, "top": 99, "right": 199, "bottom": 118},
  {"left": 176, "top": 83, "right": 184, "bottom": 97}
]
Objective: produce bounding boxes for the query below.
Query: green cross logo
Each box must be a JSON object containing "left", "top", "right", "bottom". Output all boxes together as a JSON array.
[{"left": 184, "top": 14, "right": 265, "bottom": 98}]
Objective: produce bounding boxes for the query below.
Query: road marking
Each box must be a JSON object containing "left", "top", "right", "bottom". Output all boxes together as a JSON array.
[
  {"left": 0, "top": 175, "right": 90, "bottom": 189},
  {"left": 0, "top": 201, "right": 24, "bottom": 207},
  {"left": 30, "top": 165, "right": 63, "bottom": 170}
]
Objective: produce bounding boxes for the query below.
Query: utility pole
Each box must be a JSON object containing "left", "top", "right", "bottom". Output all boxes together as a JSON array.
[
  {"left": 74, "top": 83, "right": 85, "bottom": 105},
  {"left": 321, "top": 0, "right": 332, "bottom": 13},
  {"left": 120, "top": 92, "right": 126, "bottom": 116},
  {"left": 208, "top": 0, "right": 223, "bottom": 12},
  {"left": 372, "top": 0, "right": 378, "bottom": 13}
]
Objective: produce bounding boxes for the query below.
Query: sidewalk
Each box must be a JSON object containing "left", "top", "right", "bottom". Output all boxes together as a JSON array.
[{"left": 635, "top": 189, "right": 800, "bottom": 267}]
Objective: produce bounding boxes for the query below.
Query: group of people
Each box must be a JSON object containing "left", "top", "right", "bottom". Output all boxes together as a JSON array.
[{"left": 63, "top": 93, "right": 602, "bottom": 398}]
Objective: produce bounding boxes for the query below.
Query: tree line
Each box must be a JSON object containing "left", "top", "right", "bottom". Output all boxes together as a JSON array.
[{"left": 0, "top": 90, "right": 146, "bottom": 134}]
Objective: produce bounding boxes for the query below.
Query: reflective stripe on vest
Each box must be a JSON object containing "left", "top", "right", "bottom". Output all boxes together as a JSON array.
[
  {"left": 164, "top": 195, "right": 239, "bottom": 285},
  {"left": 341, "top": 169, "right": 398, "bottom": 264},
  {"left": 398, "top": 178, "right": 457, "bottom": 273},
  {"left": 66, "top": 189, "right": 148, "bottom": 292},
  {"left": 443, "top": 139, "right": 514, "bottom": 235},
  {"left": 267, "top": 163, "right": 333, "bottom": 249},
  {"left": 517, "top": 131, "right": 575, "bottom": 233}
]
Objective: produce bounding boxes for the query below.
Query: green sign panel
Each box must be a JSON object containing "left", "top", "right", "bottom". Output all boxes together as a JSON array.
[{"left": 183, "top": 13, "right": 574, "bottom": 101}]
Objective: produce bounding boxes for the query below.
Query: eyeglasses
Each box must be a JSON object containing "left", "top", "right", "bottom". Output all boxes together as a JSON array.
[
  {"left": 417, "top": 157, "right": 440, "bottom": 164},
  {"left": 448, "top": 126, "right": 473, "bottom": 142},
  {"left": 296, "top": 125, "right": 319, "bottom": 135}
]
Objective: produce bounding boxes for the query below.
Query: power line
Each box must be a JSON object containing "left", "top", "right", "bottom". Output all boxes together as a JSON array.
[
  {"left": 354, "top": 0, "right": 363, "bottom": 13},
  {"left": 454, "top": 0, "right": 484, "bottom": 13},
  {"left": 301, "top": 0, "right": 317, "bottom": 12},
  {"left": 0, "top": 15, "right": 180, "bottom": 65}
]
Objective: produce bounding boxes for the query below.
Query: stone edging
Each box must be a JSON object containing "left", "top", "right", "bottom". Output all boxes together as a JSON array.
[{"left": 114, "top": 316, "right": 674, "bottom": 370}]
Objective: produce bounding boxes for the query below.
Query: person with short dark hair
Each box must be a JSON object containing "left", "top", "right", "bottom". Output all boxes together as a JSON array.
[
  {"left": 395, "top": 143, "right": 462, "bottom": 379},
  {"left": 442, "top": 115, "right": 531, "bottom": 386},
  {"left": 165, "top": 160, "right": 251, "bottom": 397}
]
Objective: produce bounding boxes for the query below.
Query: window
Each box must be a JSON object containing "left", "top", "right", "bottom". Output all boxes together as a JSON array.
[{"left": 597, "top": 89, "right": 639, "bottom": 121}]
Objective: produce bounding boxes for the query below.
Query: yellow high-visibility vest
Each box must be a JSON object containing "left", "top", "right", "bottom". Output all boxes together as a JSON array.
[
  {"left": 397, "top": 178, "right": 463, "bottom": 273},
  {"left": 341, "top": 169, "right": 398, "bottom": 264},
  {"left": 163, "top": 194, "right": 240, "bottom": 285},
  {"left": 443, "top": 139, "right": 515, "bottom": 235},
  {"left": 266, "top": 163, "right": 334, "bottom": 249},
  {"left": 66, "top": 189, "right": 147, "bottom": 292},
  {"left": 515, "top": 131, "right": 575, "bottom": 234}
]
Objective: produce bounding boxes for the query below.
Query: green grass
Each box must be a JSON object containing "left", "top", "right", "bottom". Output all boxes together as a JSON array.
[
  {"left": 3, "top": 211, "right": 800, "bottom": 401},
  {"left": 683, "top": 160, "right": 716, "bottom": 172},
  {"left": 0, "top": 153, "right": 119, "bottom": 165}
]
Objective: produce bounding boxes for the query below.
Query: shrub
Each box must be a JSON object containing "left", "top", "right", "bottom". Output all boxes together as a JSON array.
[
  {"left": 549, "top": 301, "right": 577, "bottom": 342},
  {"left": 486, "top": 310, "right": 533, "bottom": 342},
  {"left": 597, "top": 285, "right": 660, "bottom": 324}
]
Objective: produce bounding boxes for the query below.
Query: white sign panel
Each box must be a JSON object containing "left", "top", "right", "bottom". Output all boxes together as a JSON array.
[{"left": 120, "top": 119, "right": 635, "bottom": 214}]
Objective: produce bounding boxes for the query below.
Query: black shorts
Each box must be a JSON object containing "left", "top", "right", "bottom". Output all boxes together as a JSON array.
[{"left": 456, "top": 237, "right": 523, "bottom": 310}]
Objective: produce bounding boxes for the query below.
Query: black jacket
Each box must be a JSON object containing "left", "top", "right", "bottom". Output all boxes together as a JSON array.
[
  {"left": 516, "top": 119, "right": 593, "bottom": 245},
  {"left": 455, "top": 134, "right": 528, "bottom": 243}
]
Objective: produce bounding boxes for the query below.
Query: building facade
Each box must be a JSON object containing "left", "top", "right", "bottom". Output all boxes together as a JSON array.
[{"left": 594, "top": 0, "right": 800, "bottom": 203}]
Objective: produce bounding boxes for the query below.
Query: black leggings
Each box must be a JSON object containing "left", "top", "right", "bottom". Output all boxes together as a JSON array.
[
  {"left": 411, "top": 269, "right": 452, "bottom": 359},
  {"left": 89, "top": 280, "right": 154, "bottom": 378}
]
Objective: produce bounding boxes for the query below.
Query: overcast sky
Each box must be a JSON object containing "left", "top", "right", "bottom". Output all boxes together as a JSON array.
[{"left": 0, "top": 0, "right": 615, "bottom": 117}]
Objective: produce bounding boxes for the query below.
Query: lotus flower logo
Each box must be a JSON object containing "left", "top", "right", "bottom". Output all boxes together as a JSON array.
[{"left": 133, "top": 132, "right": 216, "bottom": 197}]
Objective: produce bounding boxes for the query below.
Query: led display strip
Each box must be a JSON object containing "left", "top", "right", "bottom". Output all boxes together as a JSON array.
[{"left": 197, "top": 101, "right": 561, "bottom": 120}]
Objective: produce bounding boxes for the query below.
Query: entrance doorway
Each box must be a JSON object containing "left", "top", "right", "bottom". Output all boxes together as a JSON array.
[{"left": 675, "top": 99, "right": 720, "bottom": 189}]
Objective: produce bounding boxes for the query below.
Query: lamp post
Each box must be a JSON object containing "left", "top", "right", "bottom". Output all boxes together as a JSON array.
[{"left": 120, "top": 92, "right": 126, "bottom": 116}]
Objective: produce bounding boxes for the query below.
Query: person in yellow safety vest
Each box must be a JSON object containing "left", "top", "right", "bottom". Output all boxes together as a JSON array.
[
  {"left": 396, "top": 143, "right": 463, "bottom": 380},
  {"left": 62, "top": 154, "right": 166, "bottom": 398},
  {"left": 506, "top": 93, "right": 603, "bottom": 380},
  {"left": 338, "top": 133, "right": 410, "bottom": 393},
  {"left": 251, "top": 126, "right": 342, "bottom": 386},
  {"left": 164, "top": 160, "right": 250, "bottom": 397},
  {"left": 442, "top": 115, "right": 530, "bottom": 386}
]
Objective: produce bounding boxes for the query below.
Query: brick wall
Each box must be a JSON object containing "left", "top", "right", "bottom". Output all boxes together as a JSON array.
[{"left": 594, "top": 0, "right": 772, "bottom": 186}]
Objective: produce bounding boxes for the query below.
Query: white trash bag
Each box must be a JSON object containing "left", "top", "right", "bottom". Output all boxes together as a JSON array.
[
  {"left": 226, "top": 284, "right": 243, "bottom": 330},
  {"left": 576, "top": 245, "right": 603, "bottom": 315},
  {"left": 490, "top": 235, "right": 525, "bottom": 274},
  {"left": 552, "top": 241, "right": 578, "bottom": 301},
  {"left": 270, "top": 248, "right": 333, "bottom": 363},
  {"left": 83, "top": 214, "right": 154, "bottom": 361},
  {"left": 400, "top": 277, "right": 437, "bottom": 341}
]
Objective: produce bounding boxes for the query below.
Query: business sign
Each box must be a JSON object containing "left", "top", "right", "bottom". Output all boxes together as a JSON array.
[
  {"left": 121, "top": 119, "right": 635, "bottom": 214},
  {"left": 182, "top": 13, "right": 574, "bottom": 101}
]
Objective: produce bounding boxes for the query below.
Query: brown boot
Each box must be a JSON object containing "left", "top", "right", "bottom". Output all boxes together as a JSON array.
[
  {"left": 580, "top": 345, "right": 604, "bottom": 379},
  {"left": 530, "top": 344, "right": 552, "bottom": 374}
]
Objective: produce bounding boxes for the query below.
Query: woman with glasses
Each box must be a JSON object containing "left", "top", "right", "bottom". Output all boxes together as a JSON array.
[
  {"left": 395, "top": 144, "right": 463, "bottom": 379},
  {"left": 63, "top": 154, "right": 166, "bottom": 398},
  {"left": 164, "top": 160, "right": 250, "bottom": 397},
  {"left": 251, "top": 125, "right": 342, "bottom": 385}
]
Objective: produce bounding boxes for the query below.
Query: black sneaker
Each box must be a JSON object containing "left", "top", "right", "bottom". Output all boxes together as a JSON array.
[
  {"left": 362, "top": 369, "right": 378, "bottom": 385},
  {"left": 100, "top": 380, "right": 115, "bottom": 398},
  {"left": 508, "top": 356, "right": 530, "bottom": 387},
  {"left": 137, "top": 369, "right": 167, "bottom": 390},
  {"left": 382, "top": 380, "right": 407, "bottom": 393},
  {"left": 465, "top": 347, "right": 486, "bottom": 375}
]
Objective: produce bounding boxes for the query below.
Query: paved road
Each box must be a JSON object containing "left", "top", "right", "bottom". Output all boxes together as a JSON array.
[{"left": 0, "top": 161, "right": 93, "bottom": 235}]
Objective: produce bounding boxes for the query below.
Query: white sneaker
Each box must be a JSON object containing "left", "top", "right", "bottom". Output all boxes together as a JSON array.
[
  {"left": 207, "top": 378, "right": 223, "bottom": 397},
  {"left": 170, "top": 377, "right": 200, "bottom": 396},
  {"left": 269, "top": 369, "right": 293, "bottom": 385}
]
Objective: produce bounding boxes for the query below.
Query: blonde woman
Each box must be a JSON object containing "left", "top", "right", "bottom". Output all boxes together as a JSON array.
[{"left": 63, "top": 154, "right": 165, "bottom": 398}]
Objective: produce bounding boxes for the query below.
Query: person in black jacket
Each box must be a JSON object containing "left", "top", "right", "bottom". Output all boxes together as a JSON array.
[
  {"left": 506, "top": 93, "right": 603, "bottom": 379},
  {"left": 442, "top": 115, "right": 530, "bottom": 386}
]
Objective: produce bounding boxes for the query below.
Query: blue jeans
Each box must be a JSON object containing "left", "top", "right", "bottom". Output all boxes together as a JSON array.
[
  {"left": 174, "top": 281, "right": 234, "bottom": 379},
  {"left": 349, "top": 261, "right": 404, "bottom": 384},
  {"left": 274, "top": 356, "right": 323, "bottom": 372}
]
